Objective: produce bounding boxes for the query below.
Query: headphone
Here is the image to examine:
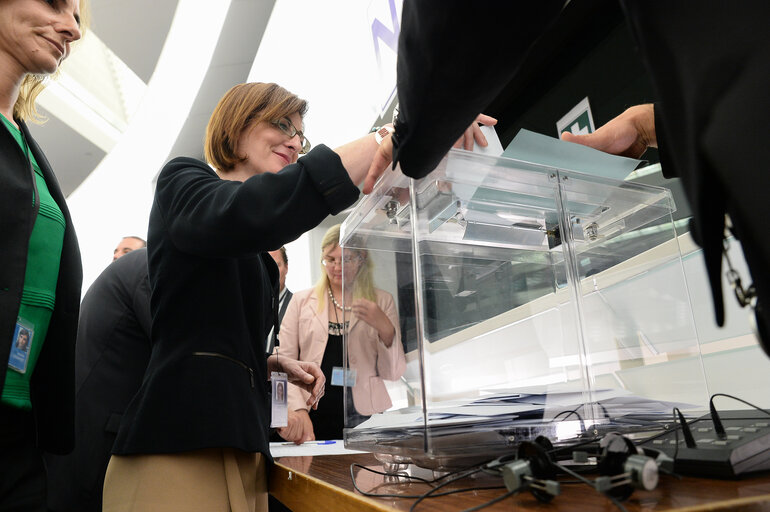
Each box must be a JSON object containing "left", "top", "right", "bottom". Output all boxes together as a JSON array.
[
  {"left": 498, "top": 436, "right": 561, "bottom": 502},
  {"left": 494, "top": 432, "right": 659, "bottom": 505},
  {"left": 594, "top": 433, "right": 659, "bottom": 500}
]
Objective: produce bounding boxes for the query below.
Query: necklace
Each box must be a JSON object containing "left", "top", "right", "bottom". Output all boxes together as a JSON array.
[{"left": 328, "top": 287, "right": 352, "bottom": 312}]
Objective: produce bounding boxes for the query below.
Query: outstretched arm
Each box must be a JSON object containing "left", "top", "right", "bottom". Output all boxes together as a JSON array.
[
  {"left": 389, "top": 0, "right": 564, "bottom": 180},
  {"left": 561, "top": 104, "right": 657, "bottom": 159},
  {"left": 364, "top": 114, "right": 497, "bottom": 194}
]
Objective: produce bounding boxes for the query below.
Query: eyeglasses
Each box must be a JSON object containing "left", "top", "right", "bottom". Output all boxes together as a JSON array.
[
  {"left": 322, "top": 255, "right": 362, "bottom": 267},
  {"left": 270, "top": 117, "right": 311, "bottom": 154}
]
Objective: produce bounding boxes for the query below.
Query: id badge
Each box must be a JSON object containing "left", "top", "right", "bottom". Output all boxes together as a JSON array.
[
  {"left": 8, "top": 320, "right": 34, "bottom": 374},
  {"left": 270, "top": 371, "right": 288, "bottom": 428},
  {"left": 331, "top": 366, "right": 356, "bottom": 387}
]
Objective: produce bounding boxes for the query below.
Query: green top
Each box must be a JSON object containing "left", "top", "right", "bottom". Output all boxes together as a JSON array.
[{"left": 1, "top": 113, "right": 66, "bottom": 410}]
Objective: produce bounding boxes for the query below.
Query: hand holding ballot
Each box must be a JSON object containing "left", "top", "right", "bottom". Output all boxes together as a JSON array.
[
  {"left": 561, "top": 104, "right": 657, "bottom": 159},
  {"left": 364, "top": 114, "right": 497, "bottom": 194},
  {"left": 453, "top": 113, "right": 498, "bottom": 151}
]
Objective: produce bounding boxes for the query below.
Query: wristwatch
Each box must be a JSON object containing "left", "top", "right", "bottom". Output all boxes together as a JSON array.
[{"left": 374, "top": 124, "right": 395, "bottom": 145}]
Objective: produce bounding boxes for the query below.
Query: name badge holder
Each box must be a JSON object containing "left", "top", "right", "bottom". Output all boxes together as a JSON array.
[
  {"left": 7, "top": 319, "right": 34, "bottom": 374},
  {"left": 270, "top": 370, "right": 288, "bottom": 428}
]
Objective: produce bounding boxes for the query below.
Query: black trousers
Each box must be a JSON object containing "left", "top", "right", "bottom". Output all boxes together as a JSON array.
[{"left": 0, "top": 405, "right": 47, "bottom": 512}]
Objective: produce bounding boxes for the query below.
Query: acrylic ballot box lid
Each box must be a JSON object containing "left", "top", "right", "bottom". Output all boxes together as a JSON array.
[{"left": 338, "top": 149, "right": 708, "bottom": 470}]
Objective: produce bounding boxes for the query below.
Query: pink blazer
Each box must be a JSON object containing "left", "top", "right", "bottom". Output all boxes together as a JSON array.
[{"left": 278, "top": 287, "right": 406, "bottom": 416}]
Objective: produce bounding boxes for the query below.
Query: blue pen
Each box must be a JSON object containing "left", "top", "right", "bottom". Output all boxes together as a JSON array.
[{"left": 276, "top": 440, "right": 337, "bottom": 446}]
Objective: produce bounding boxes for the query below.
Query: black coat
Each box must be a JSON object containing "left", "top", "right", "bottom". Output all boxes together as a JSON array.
[
  {"left": 393, "top": 0, "right": 770, "bottom": 351},
  {"left": 112, "top": 145, "right": 359, "bottom": 457},
  {"left": 621, "top": 0, "right": 770, "bottom": 345},
  {"left": 46, "top": 248, "right": 151, "bottom": 512},
  {"left": 0, "top": 119, "right": 82, "bottom": 454}
]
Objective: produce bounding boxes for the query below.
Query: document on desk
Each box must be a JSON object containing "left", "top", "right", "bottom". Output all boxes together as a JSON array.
[
  {"left": 269, "top": 440, "right": 365, "bottom": 458},
  {"left": 502, "top": 129, "right": 643, "bottom": 180},
  {"left": 352, "top": 388, "right": 698, "bottom": 434}
]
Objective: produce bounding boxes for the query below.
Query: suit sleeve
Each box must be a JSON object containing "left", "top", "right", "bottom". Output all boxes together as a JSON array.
[
  {"left": 393, "top": 0, "right": 564, "bottom": 179},
  {"left": 155, "top": 145, "right": 359, "bottom": 258},
  {"left": 374, "top": 291, "right": 405, "bottom": 381},
  {"left": 654, "top": 103, "right": 678, "bottom": 179},
  {"left": 132, "top": 261, "right": 153, "bottom": 343}
]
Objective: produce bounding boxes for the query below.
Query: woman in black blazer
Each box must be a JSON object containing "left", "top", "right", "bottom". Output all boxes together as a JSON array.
[
  {"left": 0, "top": 1, "right": 86, "bottom": 511},
  {"left": 102, "top": 82, "right": 394, "bottom": 512}
]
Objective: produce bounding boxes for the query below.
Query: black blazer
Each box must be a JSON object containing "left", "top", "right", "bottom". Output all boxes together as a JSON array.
[
  {"left": 621, "top": 1, "right": 770, "bottom": 345},
  {"left": 112, "top": 145, "right": 359, "bottom": 457},
  {"left": 0, "top": 119, "right": 82, "bottom": 454},
  {"left": 46, "top": 248, "right": 151, "bottom": 512}
]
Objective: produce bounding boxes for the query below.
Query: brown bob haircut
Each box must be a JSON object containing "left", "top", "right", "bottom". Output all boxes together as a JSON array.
[{"left": 205, "top": 82, "right": 308, "bottom": 173}]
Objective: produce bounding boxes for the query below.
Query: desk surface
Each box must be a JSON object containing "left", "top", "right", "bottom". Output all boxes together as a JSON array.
[{"left": 270, "top": 453, "right": 770, "bottom": 512}]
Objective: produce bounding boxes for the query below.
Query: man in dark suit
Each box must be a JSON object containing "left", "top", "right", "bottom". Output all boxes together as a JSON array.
[
  {"left": 112, "top": 235, "right": 146, "bottom": 262},
  {"left": 266, "top": 246, "right": 293, "bottom": 354},
  {"left": 365, "top": 0, "right": 770, "bottom": 355},
  {"left": 46, "top": 248, "right": 151, "bottom": 512}
]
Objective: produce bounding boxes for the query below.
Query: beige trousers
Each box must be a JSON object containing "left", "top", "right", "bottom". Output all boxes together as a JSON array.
[{"left": 102, "top": 448, "right": 267, "bottom": 512}]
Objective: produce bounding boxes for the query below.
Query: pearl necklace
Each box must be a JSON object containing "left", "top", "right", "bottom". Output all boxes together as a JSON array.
[{"left": 328, "top": 288, "right": 352, "bottom": 312}]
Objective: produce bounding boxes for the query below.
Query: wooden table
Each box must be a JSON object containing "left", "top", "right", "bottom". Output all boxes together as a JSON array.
[{"left": 270, "top": 453, "right": 770, "bottom": 511}]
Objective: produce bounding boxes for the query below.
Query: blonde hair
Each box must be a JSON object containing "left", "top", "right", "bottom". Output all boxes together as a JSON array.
[
  {"left": 204, "top": 82, "right": 308, "bottom": 173},
  {"left": 14, "top": 0, "right": 91, "bottom": 122},
  {"left": 314, "top": 224, "right": 376, "bottom": 310}
]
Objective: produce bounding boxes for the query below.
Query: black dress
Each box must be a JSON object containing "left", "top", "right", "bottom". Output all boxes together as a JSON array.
[{"left": 309, "top": 326, "right": 369, "bottom": 440}]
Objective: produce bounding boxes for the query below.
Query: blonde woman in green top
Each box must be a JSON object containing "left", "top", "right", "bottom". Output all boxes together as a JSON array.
[{"left": 0, "top": 1, "right": 88, "bottom": 510}]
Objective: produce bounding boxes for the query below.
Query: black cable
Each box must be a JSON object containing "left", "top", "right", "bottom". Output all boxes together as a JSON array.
[
  {"left": 435, "top": 485, "right": 507, "bottom": 498},
  {"left": 350, "top": 463, "right": 434, "bottom": 485},
  {"left": 481, "top": 466, "right": 504, "bottom": 477},
  {"left": 551, "top": 460, "right": 629, "bottom": 512},
  {"left": 594, "top": 401, "right": 611, "bottom": 421},
  {"left": 350, "top": 463, "right": 504, "bottom": 500},
  {"left": 709, "top": 393, "right": 770, "bottom": 439},
  {"left": 553, "top": 463, "right": 599, "bottom": 476},
  {"left": 673, "top": 407, "right": 697, "bottom": 448},
  {"left": 672, "top": 408, "right": 681, "bottom": 460},
  {"left": 408, "top": 467, "right": 485, "bottom": 512},
  {"left": 558, "top": 478, "right": 594, "bottom": 484},
  {"left": 457, "top": 489, "right": 518, "bottom": 512},
  {"left": 548, "top": 435, "right": 601, "bottom": 459},
  {"left": 550, "top": 408, "right": 587, "bottom": 434},
  {"left": 549, "top": 401, "right": 613, "bottom": 433},
  {"left": 432, "top": 461, "right": 493, "bottom": 483},
  {"left": 354, "top": 458, "right": 492, "bottom": 483}
]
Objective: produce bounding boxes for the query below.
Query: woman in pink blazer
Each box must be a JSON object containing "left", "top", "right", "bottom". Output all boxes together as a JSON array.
[{"left": 277, "top": 224, "right": 406, "bottom": 442}]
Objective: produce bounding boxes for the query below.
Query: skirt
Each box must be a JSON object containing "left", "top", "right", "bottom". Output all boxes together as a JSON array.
[{"left": 102, "top": 448, "right": 267, "bottom": 512}]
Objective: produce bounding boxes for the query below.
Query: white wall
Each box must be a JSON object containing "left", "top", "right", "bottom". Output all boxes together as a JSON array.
[{"left": 67, "top": 1, "right": 232, "bottom": 291}]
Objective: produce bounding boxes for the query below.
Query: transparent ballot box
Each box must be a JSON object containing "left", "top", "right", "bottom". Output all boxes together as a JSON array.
[{"left": 338, "top": 149, "right": 709, "bottom": 470}]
